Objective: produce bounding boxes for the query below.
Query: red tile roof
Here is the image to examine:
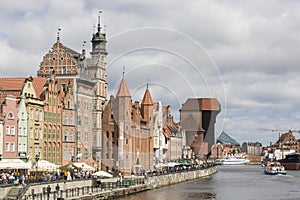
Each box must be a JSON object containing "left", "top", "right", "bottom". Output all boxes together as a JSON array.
[
  {"left": 141, "top": 88, "right": 153, "bottom": 105},
  {"left": 0, "top": 78, "right": 25, "bottom": 103},
  {"left": 0, "top": 78, "right": 25, "bottom": 91},
  {"left": 116, "top": 79, "right": 131, "bottom": 97},
  {"left": 32, "top": 77, "right": 47, "bottom": 98}
]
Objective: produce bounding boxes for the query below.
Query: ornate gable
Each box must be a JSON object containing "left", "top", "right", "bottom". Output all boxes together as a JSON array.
[{"left": 37, "top": 40, "right": 78, "bottom": 77}]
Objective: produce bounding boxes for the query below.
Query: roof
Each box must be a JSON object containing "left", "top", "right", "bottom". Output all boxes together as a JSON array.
[
  {"left": 141, "top": 88, "right": 153, "bottom": 105},
  {"left": 32, "top": 77, "right": 47, "bottom": 98},
  {"left": 217, "top": 131, "right": 240, "bottom": 146},
  {"left": 0, "top": 78, "right": 25, "bottom": 103},
  {"left": 0, "top": 77, "right": 47, "bottom": 103},
  {"left": 116, "top": 79, "right": 131, "bottom": 97},
  {"left": 181, "top": 98, "right": 221, "bottom": 111},
  {"left": 0, "top": 77, "right": 25, "bottom": 91}
]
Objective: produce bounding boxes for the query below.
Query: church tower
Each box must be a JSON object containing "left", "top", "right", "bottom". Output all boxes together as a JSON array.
[
  {"left": 141, "top": 85, "right": 154, "bottom": 126},
  {"left": 113, "top": 77, "right": 132, "bottom": 174}
]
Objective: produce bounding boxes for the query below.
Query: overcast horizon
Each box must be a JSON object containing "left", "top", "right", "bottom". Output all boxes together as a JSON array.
[{"left": 1, "top": 0, "right": 300, "bottom": 146}]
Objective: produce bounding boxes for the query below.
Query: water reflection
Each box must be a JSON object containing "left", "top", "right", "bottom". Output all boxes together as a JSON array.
[{"left": 117, "top": 165, "right": 300, "bottom": 200}]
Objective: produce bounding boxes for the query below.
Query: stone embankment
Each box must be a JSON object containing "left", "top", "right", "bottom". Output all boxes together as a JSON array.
[
  {"left": 65, "top": 165, "right": 217, "bottom": 200},
  {"left": 1, "top": 165, "right": 217, "bottom": 200}
]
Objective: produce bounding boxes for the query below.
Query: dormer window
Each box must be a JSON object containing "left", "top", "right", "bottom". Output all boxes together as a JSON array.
[{"left": 8, "top": 112, "right": 14, "bottom": 119}]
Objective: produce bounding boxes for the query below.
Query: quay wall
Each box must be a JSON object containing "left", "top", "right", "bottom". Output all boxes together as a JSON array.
[
  {"left": 147, "top": 165, "right": 217, "bottom": 189},
  {"left": 68, "top": 166, "right": 217, "bottom": 200},
  {"left": 0, "top": 166, "right": 217, "bottom": 199}
]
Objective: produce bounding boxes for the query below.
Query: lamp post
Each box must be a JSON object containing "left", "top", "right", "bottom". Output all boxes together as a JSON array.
[{"left": 35, "top": 153, "right": 40, "bottom": 183}]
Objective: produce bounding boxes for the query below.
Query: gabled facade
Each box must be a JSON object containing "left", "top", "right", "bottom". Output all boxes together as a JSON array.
[
  {"left": 42, "top": 72, "right": 63, "bottom": 165},
  {"left": 2, "top": 95, "right": 18, "bottom": 158},
  {"left": 61, "top": 81, "right": 76, "bottom": 166},
  {"left": 21, "top": 76, "right": 46, "bottom": 161},
  {"left": 36, "top": 14, "right": 108, "bottom": 167},
  {"left": 18, "top": 87, "right": 28, "bottom": 160}
]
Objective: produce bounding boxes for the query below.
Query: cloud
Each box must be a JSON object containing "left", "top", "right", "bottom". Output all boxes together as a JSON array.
[{"left": 1, "top": 0, "right": 300, "bottom": 146}]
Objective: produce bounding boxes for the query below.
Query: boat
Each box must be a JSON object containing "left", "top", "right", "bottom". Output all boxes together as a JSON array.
[
  {"left": 215, "top": 157, "right": 250, "bottom": 165},
  {"left": 264, "top": 161, "right": 286, "bottom": 175},
  {"left": 277, "top": 153, "right": 300, "bottom": 170}
]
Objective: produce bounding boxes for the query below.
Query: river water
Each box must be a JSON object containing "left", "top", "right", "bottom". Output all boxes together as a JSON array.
[{"left": 118, "top": 165, "right": 300, "bottom": 200}]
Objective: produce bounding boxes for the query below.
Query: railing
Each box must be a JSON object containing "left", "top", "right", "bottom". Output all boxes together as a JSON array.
[
  {"left": 11, "top": 164, "right": 216, "bottom": 199},
  {"left": 18, "top": 183, "right": 31, "bottom": 200}
]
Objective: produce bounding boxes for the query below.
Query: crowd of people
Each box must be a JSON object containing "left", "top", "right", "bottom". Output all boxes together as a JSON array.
[{"left": 0, "top": 170, "right": 94, "bottom": 185}]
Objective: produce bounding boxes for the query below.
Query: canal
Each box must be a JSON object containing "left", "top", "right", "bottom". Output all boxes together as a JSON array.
[{"left": 117, "top": 165, "right": 300, "bottom": 200}]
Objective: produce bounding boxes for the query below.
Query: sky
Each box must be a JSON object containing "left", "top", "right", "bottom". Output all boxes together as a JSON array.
[{"left": 1, "top": 0, "right": 300, "bottom": 146}]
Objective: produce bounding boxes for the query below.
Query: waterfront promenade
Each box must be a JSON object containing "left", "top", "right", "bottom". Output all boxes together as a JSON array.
[{"left": 0, "top": 164, "right": 217, "bottom": 200}]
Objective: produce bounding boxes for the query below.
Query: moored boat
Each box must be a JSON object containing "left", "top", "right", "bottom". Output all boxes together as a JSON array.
[
  {"left": 277, "top": 153, "right": 300, "bottom": 170},
  {"left": 215, "top": 157, "right": 250, "bottom": 165},
  {"left": 264, "top": 162, "right": 286, "bottom": 175}
]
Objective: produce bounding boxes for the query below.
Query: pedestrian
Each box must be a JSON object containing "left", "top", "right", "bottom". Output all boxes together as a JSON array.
[
  {"left": 55, "top": 183, "right": 60, "bottom": 197},
  {"left": 46, "top": 185, "right": 51, "bottom": 199},
  {"left": 55, "top": 183, "right": 60, "bottom": 193}
]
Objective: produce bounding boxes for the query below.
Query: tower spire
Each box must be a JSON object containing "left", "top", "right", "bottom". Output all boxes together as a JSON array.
[
  {"left": 98, "top": 10, "right": 102, "bottom": 32},
  {"left": 57, "top": 28, "right": 61, "bottom": 42},
  {"left": 122, "top": 66, "right": 125, "bottom": 79},
  {"left": 147, "top": 78, "right": 150, "bottom": 89}
]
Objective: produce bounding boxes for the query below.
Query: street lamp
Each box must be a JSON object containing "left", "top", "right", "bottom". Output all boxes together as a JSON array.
[{"left": 35, "top": 153, "right": 40, "bottom": 182}]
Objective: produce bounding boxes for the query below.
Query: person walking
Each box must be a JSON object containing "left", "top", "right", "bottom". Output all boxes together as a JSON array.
[
  {"left": 55, "top": 183, "right": 60, "bottom": 197},
  {"left": 46, "top": 185, "right": 51, "bottom": 200}
]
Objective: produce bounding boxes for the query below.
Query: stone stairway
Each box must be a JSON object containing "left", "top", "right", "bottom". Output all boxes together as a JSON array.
[{"left": 4, "top": 186, "right": 23, "bottom": 200}]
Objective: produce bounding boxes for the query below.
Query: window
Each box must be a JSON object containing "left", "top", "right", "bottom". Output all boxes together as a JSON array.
[
  {"left": 70, "top": 115, "right": 74, "bottom": 125},
  {"left": 106, "top": 153, "right": 109, "bottom": 159},
  {"left": 11, "top": 126, "right": 15, "bottom": 135},
  {"left": 64, "top": 132, "right": 68, "bottom": 141},
  {"left": 23, "top": 128, "right": 27, "bottom": 136},
  {"left": 18, "top": 143, "right": 22, "bottom": 151},
  {"left": 106, "top": 131, "right": 109, "bottom": 138},
  {"left": 70, "top": 132, "right": 74, "bottom": 141},
  {"left": 84, "top": 132, "right": 88, "bottom": 142},
  {"left": 77, "top": 116, "right": 81, "bottom": 125},
  {"left": 6, "top": 126, "right": 10, "bottom": 135},
  {"left": 84, "top": 148, "right": 88, "bottom": 160},
  {"left": 62, "top": 66, "right": 66, "bottom": 75},
  {"left": 35, "top": 109, "right": 39, "bottom": 121},
  {"left": 30, "top": 109, "right": 33, "bottom": 119},
  {"left": 23, "top": 144, "right": 26, "bottom": 152},
  {"left": 64, "top": 115, "right": 68, "bottom": 125},
  {"left": 68, "top": 101, "right": 71, "bottom": 109},
  {"left": 34, "top": 128, "right": 39, "bottom": 140},
  {"left": 64, "top": 148, "right": 68, "bottom": 160},
  {"left": 69, "top": 148, "right": 74, "bottom": 160},
  {"left": 8, "top": 112, "right": 14, "bottom": 119},
  {"left": 11, "top": 143, "right": 15, "bottom": 152},
  {"left": 62, "top": 84, "right": 66, "bottom": 92},
  {"left": 21, "top": 112, "right": 25, "bottom": 120},
  {"left": 6, "top": 143, "right": 10, "bottom": 152},
  {"left": 112, "top": 131, "right": 115, "bottom": 138},
  {"left": 19, "top": 127, "right": 22, "bottom": 136},
  {"left": 77, "top": 131, "right": 81, "bottom": 141},
  {"left": 84, "top": 117, "right": 88, "bottom": 126}
]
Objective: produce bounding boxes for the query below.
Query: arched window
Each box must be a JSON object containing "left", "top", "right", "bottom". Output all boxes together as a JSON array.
[{"left": 8, "top": 112, "right": 14, "bottom": 119}]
